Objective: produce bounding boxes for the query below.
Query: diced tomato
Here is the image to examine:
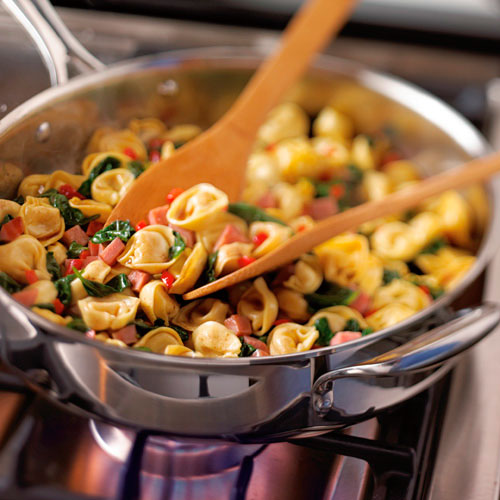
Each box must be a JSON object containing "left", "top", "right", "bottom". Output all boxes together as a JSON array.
[
  {"left": 304, "top": 197, "right": 338, "bottom": 220},
  {"left": 147, "top": 205, "right": 169, "bottom": 225},
  {"left": 169, "top": 224, "right": 195, "bottom": 248},
  {"left": 224, "top": 314, "right": 253, "bottom": 336},
  {"left": 297, "top": 224, "right": 308, "bottom": 232},
  {"left": 381, "top": 151, "right": 403, "bottom": 166},
  {"left": 252, "top": 232, "right": 268, "bottom": 247},
  {"left": 88, "top": 241, "right": 100, "bottom": 256},
  {"left": 242, "top": 335, "right": 270, "bottom": 354},
  {"left": 112, "top": 325, "right": 138, "bottom": 345},
  {"left": 79, "top": 249, "right": 90, "bottom": 260},
  {"left": 62, "top": 225, "right": 89, "bottom": 246},
  {"left": 214, "top": 224, "right": 250, "bottom": 251},
  {"left": 149, "top": 137, "right": 164, "bottom": 150},
  {"left": 64, "top": 259, "right": 83, "bottom": 275},
  {"left": 99, "top": 237, "right": 125, "bottom": 266},
  {"left": 25, "top": 269, "right": 39, "bottom": 284},
  {"left": 123, "top": 147, "right": 137, "bottom": 160},
  {"left": 58, "top": 184, "right": 85, "bottom": 200},
  {"left": 349, "top": 292, "right": 372, "bottom": 316},
  {"left": 238, "top": 255, "right": 256, "bottom": 268},
  {"left": 53, "top": 298, "right": 64, "bottom": 315},
  {"left": 86, "top": 221, "right": 104, "bottom": 236},
  {"left": 85, "top": 329, "right": 96, "bottom": 339},
  {"left": 149, "top": 150, "right": 161, "bottom": 163},
  {"left": 329, "top": 184, "right": 346, "bottom": 199},
  {"left": 329, "top": 331, "right": 362, "bottom": 346},
  {"left": 252, "top": 349, "right": 270, "bottom": 357},
  {"left": 265, "top": 142, "right": 276, "bottom": 152},
  {"left": 0, "top": 216, "right": 24, "bottom": 242},
  {"left": 135, "top": 220, "right": 148, "bottom": 231},
  {"left": 12, "top": 288, "right": 38, "bottom": 307},
  {"left": 166, "top": 188, "right": 184, "bottom": 204},
  {"left": 273, "top": 318, "right": 291, "bottom": 326},
  {"left": 256, "top": 191, "right": 278, "bottom": 209},
  {"left": 365, "top": 308, "right": 379, "bottom": 317},
  {"left": 83, "top": 256, "right": 99, "bottom": 267},
  {"left": 419, "top": 285, "right": 431, "bottom": 298},
  {"left": 128, "top": 270, "right": 151, "bottom": 293},
  {"left": 161, "top": 270, "right": 175, "bottom": 289}
]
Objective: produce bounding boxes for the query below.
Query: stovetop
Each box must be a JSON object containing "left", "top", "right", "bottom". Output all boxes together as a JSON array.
[{"left": 2, "top": 5, "right": 500, "bottom": 500}]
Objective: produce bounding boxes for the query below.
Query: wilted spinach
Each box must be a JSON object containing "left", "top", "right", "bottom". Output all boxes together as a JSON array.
[
  {"left": 0, "top": 272, "right": 21, "bottom": 294},
  {"left": 78, "top": 156, "right": 121, "bottom": 198},
  {"left": 73, "top": 267, "right": 130, "bottom": 297},
  {"left": 228, "top": 202, "right": 287, "bottom": 226},
  {"left": 46, "top": 251, "right": 61, "bottom": 281},
  {"left": 169, "top": 231, "right": 186, "bottom": 260},
  {"left": 91, "top": 220, "right": 135, "bottom": 244}
]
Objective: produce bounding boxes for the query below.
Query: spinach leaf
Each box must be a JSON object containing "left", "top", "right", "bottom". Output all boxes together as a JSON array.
[
  {"left": 239, "top": 339, "right": 257, "bottom": 357},
  {"left": 257, "top": 334, "right": 269, "bottom": 344},
  {"left": 13, "top": 195, "right": 24, "bottom": 205},
  {"left": 134, "top": 346, "right": 152, "bottom": 352},
  {"left": 170, "top": 324, "right": 189, "bottom": 342},
  {"left": 67, "top": 242, "right": 88, "bottom": 258},
  {"left": 314, "top": 317, "right": 335, "bottom": 346},
  {"left": 382, "top": 268, "right": 400, "bottom": 285},
  {"left": 361, "top": 327, "right": 374, "bottom": 336},
  {"left": 205, "top": 251, "right": 218, "bottom": 284},
  {"left": 0, "top": 214, "right": 13, "bottom": 230},
  {"left": 55, "top": 274, "right": 77, "bottom": 305},
  {"left": 169, "top": 231, "right": 186, "bottom": 260},
  {"left": 91, "top": 220, "right": 135, "bottom": 244},
  {"left": 344, "top": 318, "right": 362, "bottom": 332},
  {"left": 40, "top": 189, "right": 98, "bottom": 228},
  {"left": 66, "top": 318, "right": 89, "bottom": 332},
  {"left": 127, "top": 160, "right": 145, "bottom": 178},
  {"left": 0, "top": 272, "right": 22, "bottom": 294},
  {"left": 429, "top": 286, "right": 444, "bottom": 300},
  {"left": 130, "top": 319, "right": 156, "bottom": 336},
  {"left": 78, "top": 156, "right": 121, "bottom": 198},
  {"left": 73, "top": 267, "right": 130, "bottom": 297},
  {"left": 228, "top": 202, "right": 288, "bottom": 226},
  {"left": 305, "top": 283, "right": 359, "bottom": 311},
  {"left": 420, "top": 237, "right": 447, "bottom": 255},
  {"left": 34, "top": 303, "right": 56, "bottom": 312},
  {"left": 46, "top": 251, "right": 61, "bottom": 281},
  {"left": 348, "top": 164, "right": 364, "bottom": 183}
]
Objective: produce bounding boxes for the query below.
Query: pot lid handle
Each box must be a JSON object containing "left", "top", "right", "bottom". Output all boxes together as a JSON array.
[{"left": 2, "top": 0, "right": 105, "bottom": 86}]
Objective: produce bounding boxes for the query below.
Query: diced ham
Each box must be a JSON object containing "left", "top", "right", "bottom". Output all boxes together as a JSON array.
[
  {"left": 329, "top": 331, "right": 362, "bottom": 346},
  {"left": 242, "top": 335, "right": 270, "bottom": 354},
  {"left": 98, "top": 237, "right": 125, "bottom": 266},
  {"left": 169, "top": 224, "right": 195, "bottom": 248},
  {"left": 0, "top": 217, "right": 24, "bottom": 242},
  {"left": 83, "top": 256, "right": 99, "bottom": 267},
  {"left": 224, "top": 314, "right": 252, "bottom": 336},
  {"left": 86, "top": 329, "right": 96, "bottom": 339},
  {"left": 112, "top": 325, "right": 138, "bottom": 345},
  {"left": 256, "top": 191, "right": 278, "bottom": 209},
  {"left": 62, "top": 225, "right": 89, "bottom": 246},
  {"left": 12, "top": 287, "right": 38, "bottom": 307},
  {"left": 349, "top": 292, "right": 372, "bottom": 316},
  {"left": 86, "top": 221, "right": 104, "bottom": 236},
  {"left": 213, "top": 224, "right": 249, "bottom": 252},
  {"left": 252, "top": 349, "right": 270, "bottom": 357},
  {"left": 128, "top": 270, "right": 151, "bottom": 292},
  {"left": 304, "top": 196, "right": 338, "bottom": 221},
  {"left": 148, "top": 204, "right": 170, "bottom": 225},
  {"left": 88, "top": 241, "right": 100, "bottom": 256}
]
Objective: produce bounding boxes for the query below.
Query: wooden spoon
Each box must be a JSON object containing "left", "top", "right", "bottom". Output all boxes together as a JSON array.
[
  {"left": 183, "top": 151, "right": 500, "bottom": 300},
  {"left": 108, "top": 0, "right": 358, "bottom": 224}
]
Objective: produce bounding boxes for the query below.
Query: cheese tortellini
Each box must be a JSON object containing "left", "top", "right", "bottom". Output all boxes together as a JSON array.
[
  {"left": 192, "top": 321, "right": 241, "bottom": 358},
  {"left": 20, "top": 196, "right": 65, "bottom": 246},
  {"left": 91, "top": 168, "right": 135, "bottom": 206},
  {"left": 267, "top": 323, "right": 318, "bottom": 355},
  {"left": 139, "top": 280, "right": 179, "bottom": 323}
]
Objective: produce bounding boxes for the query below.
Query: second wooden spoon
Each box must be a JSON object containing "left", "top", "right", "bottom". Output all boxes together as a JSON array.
[{"left": 183, "top": 151, "right": 500, "bottom": 300}]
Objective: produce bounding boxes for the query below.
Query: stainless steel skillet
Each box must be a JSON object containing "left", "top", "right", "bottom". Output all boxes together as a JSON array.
[{"left": 0, "top": 0, "right": 499, "bottom": 442}]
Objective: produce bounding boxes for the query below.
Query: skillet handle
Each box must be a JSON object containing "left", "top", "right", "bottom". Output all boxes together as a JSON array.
[
  {"left": 2, "top": 0, "right": 105, "bottom": 85},
  {"left": 312, "top": 302, "right": 500, "bottom": 417}
]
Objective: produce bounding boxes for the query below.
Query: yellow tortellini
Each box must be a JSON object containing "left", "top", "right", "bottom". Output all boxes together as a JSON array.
[
  {"left": 249, "top": 222, "right": 293, "bottom": 258},
  {"left": 78, "top": 293, "right": 140, "bottom": 331},
  {"left": 350, "top": 134, "right": 377, "bottom": 170},
  {"left": 168, "top": 242, "right": 208, "bottom": 294},
  {"left": 91, "top": 168, "right": 135, "bottom": 207},
  {"left": 275, "top": 287, "right": 310, "bottom": 322},
  {"left": 81, "top": 152, "right": 132, "bottom": 177},
  {"left": 237, "top": 277, "right": 278, "bottom": 334},
  {"left": 165, "top": 345, "right": 195, "bottom": 357},
  {"left": 174, "top": 298, "right": 229, "bottom": 331},
  {"left": 167, "top": 183, "right": 228, "bottom": 231},
  {"left": 0, "top": 199, "right": 21, "bottom": 220},
  {"left": 163, "top": 124, "right": 202, "bottom": 144},
  {"left": 366, "top": 303, "right": 416, "bottom": 331},
  {"left": 25, "top": 280, "right": 58, "bottom": 305},
  {"left": 18, "top": 175, "right": 49, "bottom": 197},
  {"left": 372, "top": 280, "right": 430, "bottom": 311},
  {"left": 283, "top": 254, "right": 322, "bottom": 294},
  {"left": 20, "top": 196, "right": 65, "bottom": 246},
  {"left": 118, "top": 225, "right": 177, "bottom": 273},
  {"left": 257, "top": 102, "right": 309, "bottom": 146},
  {"left": 133, "top": 327, "right": 183, "bottom": 354},
  {"left": 362, "top": 170, "right": 392, "bottom": 201},
  {"left": 273, "top": 137, "right": 323, "bottom": 182},
  {"left": 245, "top": 152, "right": 280, "bottom": 188},
  {"left": 307, "top": 305, "right": 367, "bottom": 333},
  {"left": 32, "top": 307, "right": 71, "bottom": 326},
  {"left": 44, "top": 171, "right": 86, "bottom": 192},
  {"left": 267, "top": 323, "right": 318, "bottom": 355},
  {"left": 128, "top": 118, "right": 166, "bottom": 143},
  {"left": 191, "top": 321, "right": 241, "bottom": 358},
  {"left": 68, "top": 197, "right": 111, "bottom": 224},
  {"left": 312, "top": 106, "right": 353, "bottom": 141},
  {"left": 371, "top": 221, "right": 420, "bottom": 261},
  {"left": 139, "top": 280, "right": 179, "bottom": 323},
  {"left": 0, "top": 235, "right": 49, "bottom": 283},
  {"left": 383, "top": 160, "right": 421, "bottom": 186},
  {"left": 47, "top": 242, "right": 67, "bottom": 265},
  {"left": 90, "top": 129, "right": 147, "bottom": 160},
  {"left": 215, "top": 242, "right": 253, "bottom": 277},
  {"left": 71, "top": 260, "right": 112, "bottom": 304}
]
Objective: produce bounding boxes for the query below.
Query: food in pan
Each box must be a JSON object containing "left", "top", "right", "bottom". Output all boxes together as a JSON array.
[{"left": 0, "top": 102, "right": 480, "bottom": 357}]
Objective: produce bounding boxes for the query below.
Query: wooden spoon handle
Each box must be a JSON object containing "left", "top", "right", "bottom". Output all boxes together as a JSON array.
[
  {"left": 183, "top": 151, "right": 500, "bottom": 300},
  {"left": 221, "top": 0, "right": 357, "bottom": 138}
]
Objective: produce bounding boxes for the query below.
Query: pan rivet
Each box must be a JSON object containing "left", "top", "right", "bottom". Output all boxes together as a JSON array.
[
  {"left": 0, "top": 104, "right": 7, "bottom": 113},
  {"left": 157, "top": 79, "right": 178, "bottom": 96},
  {"left": 36, "top": 122, "right": 51, "bottom": 142}
]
